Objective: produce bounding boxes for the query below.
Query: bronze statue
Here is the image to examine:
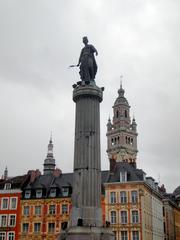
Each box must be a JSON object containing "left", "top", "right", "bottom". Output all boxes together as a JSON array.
[{"left": 77, "top": 37, "right": 98, "bottom": 82}]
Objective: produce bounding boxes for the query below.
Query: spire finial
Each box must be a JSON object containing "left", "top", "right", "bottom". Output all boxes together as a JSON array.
[
  {"left": 4, "top": 166, "right": 8, "bottom": 180},
  {"left": 133, "top": 113, "right": 135, "bottom": 120},
  {"left": 120, "top": 75, "right": 123, "bottom": 88},
  {"left": 50, "top": 132, "right": 53, "bottom": 143},
  {"left": 118, "top": 75, "right": 125, "bottom": 97}
]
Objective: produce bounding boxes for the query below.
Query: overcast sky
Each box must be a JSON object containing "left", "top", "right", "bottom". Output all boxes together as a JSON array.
[{"left": 0, "top": 0, "right": 179, "bottom": 193}]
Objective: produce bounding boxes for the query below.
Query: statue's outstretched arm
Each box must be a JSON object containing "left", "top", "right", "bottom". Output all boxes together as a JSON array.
[{"left": 77, "top": 50, "right": 83, "bottom": 66}]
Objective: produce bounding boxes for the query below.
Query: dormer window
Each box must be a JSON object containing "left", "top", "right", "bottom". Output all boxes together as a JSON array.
[
  {"left": 62, "top": 187, "right": 69, "bottom": 197},
  {"left": 50, "top": 188, "right": 56, "bottom": 198},
  {"left": 143, "top": 173, "right": 146, "bottom": 181},
  {"left": 36, "top": 189, "right": 42, "bottom": 198},
  {"left": 4, "top": 183, "right": 11, "bottom": 190},
  {"left": 25, "top": 190, "right": 31, "bottom": 199},
  {"left": 120, "top": 171, "right": 127, "bottom": 182}
]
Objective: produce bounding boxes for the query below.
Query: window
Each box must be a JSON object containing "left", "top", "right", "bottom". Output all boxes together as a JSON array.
[
  {"left": 10, "top": 198, "right": 17, "bottom": 209},
  {"left": 62, "top": 187, "right": 69, "bottom": 197},
  {"left": 120, "top": 191, "right": 127, "bottom": 203},
  {"left": 36, "top": 189, "right": 42, "bottom": 198},
  {"left": 121, "top": 211, "right": 127, "bottom": 224},
  {"left": 4, "top": 183, "right": 11, "bottom": 190},
  {"left": 50, "top": 188, "right": 56, "bottom": 197},
  {"left": 132, "top": 231, "right": 139, "bottom": 240},
  {"left": 48, "top": 223, "right": 55, "bottom": 233},
  {"left": 0, "top": 232, "right": 6, "bottom": 240},
  {"left": 49, "top": 205, "right": 55, "bottom": 215},
  {"left": 116, "top": 110, "right": 119, "bottom": 118},
  {"left": 23, "top": 206, "right": 30, "bottom": 216},
  {"left": 110, "top": 211, "right": 116, "bottom": 224},
  {"left": 22, "top": 223, "right": 29, "bottom": 233},
  {"left": 35, "top": 206, "right": 41, "bottom": 215},
  {"left": 125, "top": 110, "right": 128, "bottom": 118},
  {"left": 61, "top": 222, "right": 68, "bottom": 230},
  {"left": 110, "top": 192, "right": 116, "bottom": 204},
  {"left": 121, "top": 231, "right": 128, "bottom": 240},
  {"left": 131, "top": 191, "right": 138, "bottom": 203},
  {"left": 34, "top": 223, "right": 41, "bottom": 233},
  {"left": 120, "top": 172, "right": 127, "bottom": 182},
  {"left": 132, "top": 210, "right": 139, "bottom": 224},
  {"left": 62, "top": 204, "right": 68, "bottom": 214},
  {"left": 9, "top": 215, "right": 16, "bottom": 227},
  {"left": 8, "top": 232, "right": 15, "bottom": 240},
  {"left": 1, "top": 198, "right": 8, "bottom": 209},
  {"left": 0, "top": 215, "right": 7, "bottom": 227},
  {"left": 24, "top": 190, "right": 31, "bottom": 199}
]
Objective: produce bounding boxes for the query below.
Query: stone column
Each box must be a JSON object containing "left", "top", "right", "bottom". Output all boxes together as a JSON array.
[
  {"left": 71, "top": 83, "right": 103, "bottom": 227},
  {"left": 59, "top": 82, "right": 114, "bottom": 240}
]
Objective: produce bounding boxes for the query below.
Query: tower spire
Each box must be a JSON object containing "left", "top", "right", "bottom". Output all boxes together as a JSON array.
[
  {"left": 106, "top": 84, "right": 138, "bottom": 167},
  {"left": 43, "top": 136, "right": 56, "bottom": 175},
  {"left": 4, "top": 166, "right": 8, "bottom": 180}
]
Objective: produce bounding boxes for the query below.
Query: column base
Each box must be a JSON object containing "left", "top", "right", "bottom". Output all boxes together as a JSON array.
[{"left": 58, "top": 226, "right": 114, "bottom": 240}]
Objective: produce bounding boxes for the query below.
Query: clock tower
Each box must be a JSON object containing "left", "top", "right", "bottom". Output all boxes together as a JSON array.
[{"left": 106, "top": 84, "right": 138, "bottom": 167}]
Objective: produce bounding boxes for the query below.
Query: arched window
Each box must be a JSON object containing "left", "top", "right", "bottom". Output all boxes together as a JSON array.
[
  {"left": 110, "top": 211, "right": 116, "bottom": 224},
  {"left": 116, "top": 110, "right": 119, "bottom": 118},
  {"left": 132, "top": 210, "right": 139, "bottom": 223},
  {"left": 120, "top": 210, "right": 128, "bottom": 224},
  {"left": 125, "top": 110, "right": 128, "bottom": 118},
  {"left": 131, "top": 191, "right": 138, "bottom": 204},
  {"left": 120, "top": 191, "right": 127, "bottom": 203},
  {"left": 110, "top": 192, "right": 116, "bottom": 204}
]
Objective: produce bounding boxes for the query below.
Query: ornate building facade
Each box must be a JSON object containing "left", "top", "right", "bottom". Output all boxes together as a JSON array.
[{"left": 20, "top": 174, "right": 72, "bottom": 240}]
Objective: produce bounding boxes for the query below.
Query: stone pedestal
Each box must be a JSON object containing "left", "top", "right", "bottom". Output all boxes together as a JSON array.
[
  {"left": 58, "top": 81, "right": 114, "bottom": 240},
  {"left": 65, "top": 226, "right": 114, "bottom": 240}
]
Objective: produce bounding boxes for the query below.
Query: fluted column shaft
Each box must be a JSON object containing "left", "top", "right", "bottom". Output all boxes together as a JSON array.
[{"left": 71, "top": 83, "right": 103, "bottom": 227}]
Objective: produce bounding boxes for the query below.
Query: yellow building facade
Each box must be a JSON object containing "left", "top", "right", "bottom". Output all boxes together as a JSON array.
[
  {"left": 19, "top": 198, "right": 71, "bottom": 240},
  {"left": 104, "top": 181, "right": 164, "bottom": 240},
  {"left": 175, "top": 208, "right": 180, "bottom": 240}
]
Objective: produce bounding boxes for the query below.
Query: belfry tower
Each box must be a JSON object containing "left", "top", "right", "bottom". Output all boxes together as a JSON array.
[{"left": 106, "top": 84, "right": 138, "bottom": 167}]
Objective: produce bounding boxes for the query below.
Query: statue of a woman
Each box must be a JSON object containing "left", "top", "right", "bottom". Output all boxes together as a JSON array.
[{"left": 77, "top": 37, "right": 98, "bottom": 82}]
